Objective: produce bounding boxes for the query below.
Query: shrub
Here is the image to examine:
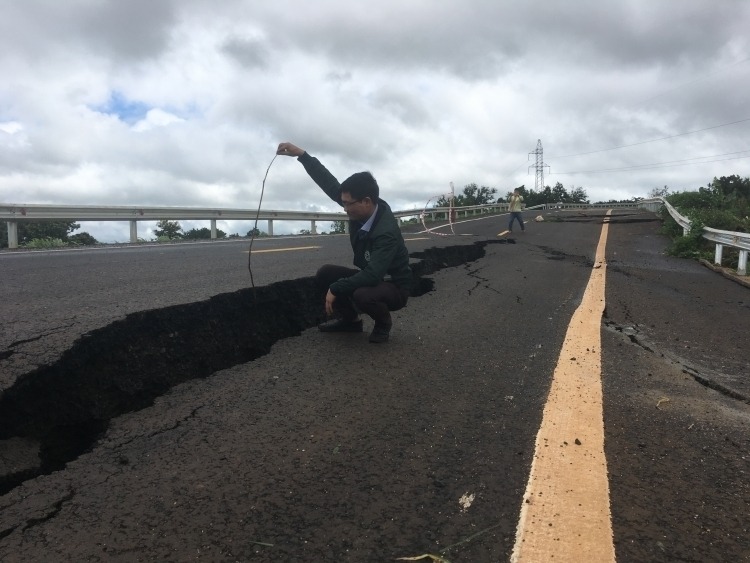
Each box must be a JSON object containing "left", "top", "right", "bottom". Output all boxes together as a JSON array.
[
  {"left": 688, "top": 208, "right": 746, "bottom": 232},
  {"left": 183, "top": 227, "right": 227, "bottom": 240},
  {"left": 68, "top": 232, "right": 99, "bottom": 246},
  {"left": 668, "top": 190, "right": 720, "bottom": 210},
  {"left": 23, "top": 237, "right": 67, "bottom": 249},
  {"left": 662, "top": 197, "right": 748, "bottom": 262}
]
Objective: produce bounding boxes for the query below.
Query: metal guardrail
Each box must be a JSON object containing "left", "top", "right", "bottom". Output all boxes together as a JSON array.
[
  {"left": 702, "top": 227, "right": 749, "bottom": 275},
  {"left": 4, "top": 200, "right": 747, "bottom": 276},
  {"left": 648, "top": 197, "right": 748, "bottom": 276},
  {"left": 0, "top": 203, "right": 352, "bottom": 246},
  {"left": 0, "top": 202, "right": 508, "bottom": 248},
  {"left": 660, "top": 199, "right": 692, "bottom": 234},
  {"left": 0, "top": 204, "right": 348, "bottom": 222}
]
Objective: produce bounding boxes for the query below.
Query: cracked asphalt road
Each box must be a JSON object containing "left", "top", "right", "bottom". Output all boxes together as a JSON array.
[{"left": 1, "top": 209, "right": 748, "bottom": 562}]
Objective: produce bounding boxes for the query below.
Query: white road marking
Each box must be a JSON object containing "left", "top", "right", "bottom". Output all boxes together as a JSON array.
[{"left": 245, "top": 245, "right": 320, "bottom": 254}]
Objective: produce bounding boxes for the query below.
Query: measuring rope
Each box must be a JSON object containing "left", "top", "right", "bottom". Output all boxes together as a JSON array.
[{"left": 247, "top": 153, "right": 278, "bottom": 293}]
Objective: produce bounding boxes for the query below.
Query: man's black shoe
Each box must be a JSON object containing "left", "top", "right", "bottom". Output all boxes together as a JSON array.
[
  {"left": 318, "top": 319, "right": 363, "bottom": 333},
  {"left": 368, "top": 323, "right": 391, "bottom": 343}
]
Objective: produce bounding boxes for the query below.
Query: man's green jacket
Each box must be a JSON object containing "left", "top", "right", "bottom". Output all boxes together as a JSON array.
[{"left": 298, "top": 152, "right": 413, "bottom": 296}]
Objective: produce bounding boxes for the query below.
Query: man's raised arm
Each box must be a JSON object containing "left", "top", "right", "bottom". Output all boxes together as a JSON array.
[{"left": 277, "top": 141, "right": 342, "bottom": 204}]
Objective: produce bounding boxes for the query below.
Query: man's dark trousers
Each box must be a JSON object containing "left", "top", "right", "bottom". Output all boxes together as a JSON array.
[{"left": 316, "top": 265, "right": 409, "bottom": 325}]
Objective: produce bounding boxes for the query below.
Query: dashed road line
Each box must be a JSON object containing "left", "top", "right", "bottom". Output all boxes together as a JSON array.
[
  {"left": 511, "top": 210, "right": 615, "bottom": 562},
  {"left": 245, "top": 245, "right": 320, "bottom": 254}
]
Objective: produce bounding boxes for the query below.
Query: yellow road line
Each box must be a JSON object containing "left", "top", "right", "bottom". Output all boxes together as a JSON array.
[
  {"left": 404, "top": 237, "right": 430, "bottom": 241},
  {"left": 245, "top": 245, "right": 320, "bottom": 254},
  {"left": 511, "top": 210, "right": 615, "bottom": 563}
]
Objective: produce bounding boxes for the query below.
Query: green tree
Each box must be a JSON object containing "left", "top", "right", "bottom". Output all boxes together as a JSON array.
[
  {"left": 649, "top": 185, "right": 670, "bottom": 198},
  {"left": 551, "top": 182, "right": 567, "bottom": 202},
  {"left": 183, "top": 227, "right": 226, "bottom": 240},
  {"left": 708, "top": 175, "right": 750, "bottom": 215},
  {"left": 513, "top": 184, "right": 589, "bottom": 206},
  {"left": 518, "top": 186, "right": 553, "bottom": 207},
  {"left": 668, "top": 188, "right": 720, "bottom": 210},
  {"left": 68, "top": 232, "right": 99, "bottom": 245},
  {"left": 569, "top": 187, "right": 590, "bottom": 204},
  {"left": 541, "top": 185, "right": 553, "bottom": 204},
  {"left": 154, "top": 219, "right": 183, "bottom": 239},
  {"left": 1, "top": 220, "right": 80, "bottom": 248},
  {"left": 247, "top": 227, "right": 268, "bottom": 237},
  {"left": 330, "top": 220, "right": 347, "bottom": 234},
  {"left": 515, "top": 187, "right": 545, "bottom": 207},
  {"left": 436, "top": 183, "right": 497, "bottom": 207}
]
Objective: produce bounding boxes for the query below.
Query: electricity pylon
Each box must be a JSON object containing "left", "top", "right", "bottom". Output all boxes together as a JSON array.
[{"left": 528, "top": 139, "right": 550, "bottom": 192}]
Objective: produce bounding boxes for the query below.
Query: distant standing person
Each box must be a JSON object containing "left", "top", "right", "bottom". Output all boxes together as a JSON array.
[
  {"left": 508, "top": 188, "right": 525, "bottom": 233},
  {"left": 276, "top": 142, "right": 412, "bottom": 343}
]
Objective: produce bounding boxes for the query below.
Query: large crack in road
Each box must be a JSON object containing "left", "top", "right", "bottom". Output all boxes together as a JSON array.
[
  {"left": 603, "top": 319, "right": 750, "bottom": 406},
  {"left": 0, "top": 240, "right": 505, "bottom": 495}
]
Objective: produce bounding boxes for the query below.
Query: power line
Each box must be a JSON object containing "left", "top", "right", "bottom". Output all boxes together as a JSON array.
[
  {"left": 542, "top": 58, "right": 750, "bottom": 170},
  {"left": 588, "top": 149, "right": 750, "bottom": 170},
  {"left": 548, "top": 116, "right": 750, "bottom": 159},
  {"left": 553, "top": 150, "right": 750, "bottom": 175}
]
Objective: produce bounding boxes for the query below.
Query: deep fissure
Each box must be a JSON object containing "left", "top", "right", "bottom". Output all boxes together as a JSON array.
[{"left": 0, "top": 240, "right": 503, "bottom": 495}]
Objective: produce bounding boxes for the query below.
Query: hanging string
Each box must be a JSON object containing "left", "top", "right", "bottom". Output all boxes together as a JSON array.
[{"left": 247, "top": 154, "right": 278, "bottom": 293}]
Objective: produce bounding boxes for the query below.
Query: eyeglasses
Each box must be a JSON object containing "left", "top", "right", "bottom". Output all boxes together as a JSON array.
[{"left": 341, "top": 198, "right": 364, "bottom": 208}]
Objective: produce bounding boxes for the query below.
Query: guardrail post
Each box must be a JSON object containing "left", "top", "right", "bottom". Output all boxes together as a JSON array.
[
  {"left": 210, "top": 219, "right": 217, "bottom": 239},
  {"left": 7, "top": 220, "right": 18, "bottom": 249},
  {"left": 714, "top": 244, "right": 723, "bottom": 267},
  {"left": 267, "top": 220, "right": 274, "bottom": 237},
  {"left": 738, "top": 250, "right": 748, "bottom": 276},
  {"left": 129, "top": 220, "right": 138, "bottom": 243},
  {"left": 311, "top": 220, "right": 317, "bottom": 235}
]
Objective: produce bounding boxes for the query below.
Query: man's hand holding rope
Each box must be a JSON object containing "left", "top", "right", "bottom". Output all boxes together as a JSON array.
[{"left": 277, "top": 142, "right": 305, "bottom": 158}]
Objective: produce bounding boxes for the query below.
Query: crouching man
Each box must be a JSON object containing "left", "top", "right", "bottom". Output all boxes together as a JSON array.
[{"left": 277, "top": 142, "right": 412, "bottom": 343}]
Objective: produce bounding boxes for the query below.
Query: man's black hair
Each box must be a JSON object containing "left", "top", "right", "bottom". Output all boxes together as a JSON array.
[{"left": 340, "top": 171, "right": 379, "bottom": 202}]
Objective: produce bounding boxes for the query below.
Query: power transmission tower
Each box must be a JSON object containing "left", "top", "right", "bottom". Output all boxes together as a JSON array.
[{"left": 528, "top": 139, "right": 550, "bottom": 192}]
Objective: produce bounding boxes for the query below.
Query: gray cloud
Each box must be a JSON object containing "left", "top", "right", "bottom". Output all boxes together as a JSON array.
[
  {"left": 1, "top": 0, "right": 749, "bottom": 241},
  {"left": 223, "top": 36, "right": 271, "bottom": 70},
  {"left": 1, "top": 0, "right": 177, "bottom": 62}
]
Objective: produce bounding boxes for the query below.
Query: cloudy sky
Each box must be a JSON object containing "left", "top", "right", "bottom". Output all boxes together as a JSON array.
[{"left": 1, "top": 0, "right": 749, "bottom": 240}]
